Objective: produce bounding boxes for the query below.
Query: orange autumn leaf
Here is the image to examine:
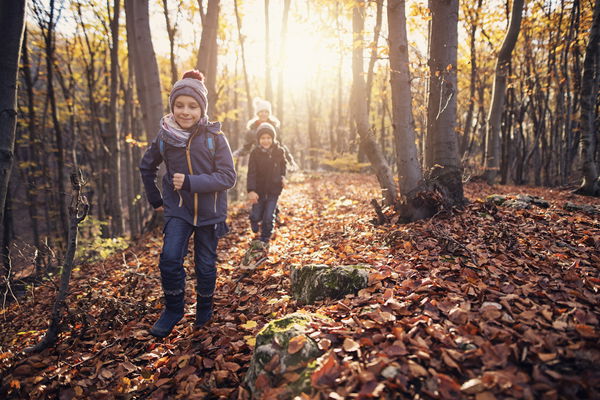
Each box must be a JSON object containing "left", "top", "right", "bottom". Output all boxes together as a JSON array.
[{"left": 288, "top": 335, "right": 307, "bottom": 354}]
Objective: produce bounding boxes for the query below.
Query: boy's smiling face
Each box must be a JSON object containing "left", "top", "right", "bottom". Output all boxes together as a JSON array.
[
  {"left": 259, "top": 133, "right": 273, "bottom": 149},
  {"left": 173, "top": 95, "right": 202, "bottom": 130}
]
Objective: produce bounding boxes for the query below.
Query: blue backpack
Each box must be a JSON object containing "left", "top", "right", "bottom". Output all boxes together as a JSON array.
[{"left": 159, "top": 131, "right": 220, "bottom": 172}]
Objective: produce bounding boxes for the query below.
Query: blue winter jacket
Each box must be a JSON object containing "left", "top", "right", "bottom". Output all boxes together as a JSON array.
[{"left": 139, "top": 122, "right": 237, "bottom": 227}]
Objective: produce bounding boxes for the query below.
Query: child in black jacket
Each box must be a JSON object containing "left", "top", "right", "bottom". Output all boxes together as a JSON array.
[{"left": 246, "top": 122, "right": 286, "bottom": 248}]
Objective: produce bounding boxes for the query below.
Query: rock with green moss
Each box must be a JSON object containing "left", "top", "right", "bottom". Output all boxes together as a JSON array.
[
  {"left": 485, "top": 194, "right": 507, "bottom": 205},
  {"left": 290, "top": 264, "right": 371, "bottom": 305},
  {"left": 244, "top": 312, "right": 328, "bottom": 398}
]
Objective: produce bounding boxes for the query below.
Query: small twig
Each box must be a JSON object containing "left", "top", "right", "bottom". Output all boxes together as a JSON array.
[
  {"left": 48, "top": 340, "right": 118, "bottom": 379},
  {"left": 434, "top": 227, "right": 479, "bottom": 267}
]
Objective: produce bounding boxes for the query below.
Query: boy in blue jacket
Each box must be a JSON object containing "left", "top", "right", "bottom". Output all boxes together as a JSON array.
[
  {"left": 139, "top": 70, "right": 236, "bottom": 338},
  {"left": 245, "top": 122, "right": 286, "bottom": 263}
]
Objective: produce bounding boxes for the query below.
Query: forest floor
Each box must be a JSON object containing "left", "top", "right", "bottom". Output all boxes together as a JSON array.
[{"left": 1, "top": 172, "right": 599, "bottom": 400}]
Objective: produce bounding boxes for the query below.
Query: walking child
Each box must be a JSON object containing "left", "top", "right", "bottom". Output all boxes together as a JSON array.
[
  {"left": 233, "top": 97, "right": 297, "bottom": 170},
  {"left": 139, "top": 70, "right": 236, "bottom": 338},
  {"left": 244, "top": 122, "right": 286, "bottom": 263}
]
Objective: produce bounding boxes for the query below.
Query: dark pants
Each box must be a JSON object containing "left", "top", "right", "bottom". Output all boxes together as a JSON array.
[
  {"left": 250, "top": 194, "right": 279, "bottom": 243},
  {"left": 159, "top": 217, "right": 218, "bottom": 298}
]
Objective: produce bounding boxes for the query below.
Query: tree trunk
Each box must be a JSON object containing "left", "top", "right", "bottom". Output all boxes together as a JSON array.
[
  {"left": 234, "top": 0, "right": 253, "bottom": 120},
  {"left": 484, "top": 0, "right": 524, "bottom": 184},
  {"left": 0, "top": 0, "right": 26, "bottom": 254},
  {"left": 162, "top": 0, "right": 180, "bottom": 87},
  {"left": 264, "top": 0, "right": 273, "bottom": 101},
  {"left": 366, "top": 0, "right": 383, "bottom": 114},
  {"left": 575, "top": 0, "right": 600, "bottom": 195},
  {"left": 352, "top": 2, "right": 396, "bottom": 206},
  {"left": 425, "top": 0, "right": 464, "bottom": 206},
  {"left": 44, "top": 0, "right": 70, "bottom": 241},
  {"left": 276, "top": 0, "right": 291, "bottom": 129},
  {"left": 124, "top": 0, "right": 164, "bottom": 138},
  {"left": 19, "top": 27, "right": 44, "bottom": 275},
  {"left": 460, "top": 0, "right": 483, "bottom": 158},
  {"left": 108, "top": 0, "right": 124, "bottom": 236},
  {"left": 196, "top": 0, "right": 219, "bottom": 117}
]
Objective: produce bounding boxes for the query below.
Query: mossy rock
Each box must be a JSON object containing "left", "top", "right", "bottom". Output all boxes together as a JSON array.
[
  {"left": 486, "top": 194, "right": 507, "bottom": 205},
  {"left": 290, "top": 264, "right": 371, "bottom": 305},
  {"left": 244, "top": 312, "right": 329, "bottom": 398},
  {"left": 504, "top": 199, "right": 531, "bottom": 209}
]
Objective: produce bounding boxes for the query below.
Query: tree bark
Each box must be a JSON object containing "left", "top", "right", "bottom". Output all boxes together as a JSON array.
[
  {"left": 162, "top": 0, "right": 180, "bottom": 87},
  {"left": 124, "top": 0, "right": 164, "bottom": 138},
  {"left": 575, "top": 0, "right": 600, "bottom": 196},
  {"left": 0, "top": 0, "right": 26, "bottom": 250},
  {"left": 366, "top": 0, "right": 383, "bottom": 114},
  {"left": 352, "top": 2, "right": 396, "bottom": 206},
  {"left": 388, "top": 0, "right": 422, "bottom": 197},
  {"left": 264, "top": 0, "right": 273, "bottom": 101},
  {"left": 196, "top": 0, "right": 219, "bottom": 117},
  {"left": 484, "top": 0, "right": 524, "bottom": 184},
  {"left": 276, "top": 0, "right": 291, "bottom": 130},
  {"left": 234, "top": 0, "right": 253, "bottom": 120},
  {"left": 19, "top": 27, "right": 44, "bottom": 275},
  {"left": 108, "top": 0, "right": 124, "bottom": 236},
  {"left": 425, "top": 0, "right": 464, "bottom": 206}
]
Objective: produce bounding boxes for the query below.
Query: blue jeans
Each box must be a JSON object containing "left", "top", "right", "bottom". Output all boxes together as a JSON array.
[
  {"left": 250, "top": 194, "right": 279, "bottom": 243},
  {"left": 159, "top": 217, "right": 218, "bottom": 298}
]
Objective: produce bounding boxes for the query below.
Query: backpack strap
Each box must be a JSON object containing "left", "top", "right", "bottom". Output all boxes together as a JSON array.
[
  {"left": 205, "top": 130, "right": 224, "bottom": 172},
  {"left": 159, "top": 138, "right": 165, "bottom": 159}
]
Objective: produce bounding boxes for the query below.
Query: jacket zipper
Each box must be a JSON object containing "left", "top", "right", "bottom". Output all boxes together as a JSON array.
[
  {"left": 213, "top": 192, "right": 217, "bottom": 213},
  {"left": 186, "top": 135, "right": 199, "bottom": 226}
]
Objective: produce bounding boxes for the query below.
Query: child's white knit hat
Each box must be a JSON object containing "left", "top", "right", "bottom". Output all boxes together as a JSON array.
[{"left": 253, "top": 97, "right": 272, "bottom": 115}]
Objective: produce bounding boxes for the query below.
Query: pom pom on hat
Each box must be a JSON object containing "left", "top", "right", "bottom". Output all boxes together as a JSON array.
[
  {"left": 253, "top": 97, "right": 272, "bottom": 116},
  {"left": 169, "top": 70, "right": 208, "bottom": 116},
  {"left": 182, "top": 69, "right": 205, "bottom": 81}
]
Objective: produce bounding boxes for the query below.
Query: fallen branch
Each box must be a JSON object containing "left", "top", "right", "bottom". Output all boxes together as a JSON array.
[{"left": 26, "top": 169, "right": 89, "bottom": 353}]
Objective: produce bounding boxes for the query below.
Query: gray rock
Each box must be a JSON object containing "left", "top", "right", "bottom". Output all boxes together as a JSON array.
[
  {"left": 485, "top": 194, "right": 507, "bottom": 205},
  {"left": 564, "top": 202, "right": 600, "bottom": 215},
  {"left": 504, "top": 199, "right": 531, "bottom": 209},
  {"left": 244, "top": 312, "right": 329, "bottom": 398},
  {"left": 290, "top": 264, "right": 371, "bottom": 305}
]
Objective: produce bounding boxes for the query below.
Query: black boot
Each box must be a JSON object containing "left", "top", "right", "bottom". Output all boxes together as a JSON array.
[
  {"left": 194, "top": 295, "right": 213, "bottom": 328},
  {"left": 150, "top": 292, "right": 184, "bottom": 338}
]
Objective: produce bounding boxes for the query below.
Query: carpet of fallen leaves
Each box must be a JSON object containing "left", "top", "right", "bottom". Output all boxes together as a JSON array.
[{"left": 1, "top": 172, "right": 599, "bottom": 399}]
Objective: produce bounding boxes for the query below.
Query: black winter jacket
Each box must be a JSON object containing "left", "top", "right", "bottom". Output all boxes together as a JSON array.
[{"left": 246, "top": 144, "right": 286, "bottom": 197}]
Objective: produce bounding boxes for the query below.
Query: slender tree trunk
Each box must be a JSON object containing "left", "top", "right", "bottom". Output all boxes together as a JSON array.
[
  {"left": 108, "top": 0, "right": 124, "bottom": 236},
  {"left": 575, "top": 0, "right": 600, "bottom": 195},
  {"left": 20, "top": 28, "right": 44, "bottom": 275},
  {"left": 425, "top": 0, "right": 464, "bottom": 206},
  {"left": 234, "top": 0, "right": 253, "bottom": 120},
  {"left": 352, "top": 2, "right": 396, "bottom": 206},
  {"left": 276, "top": 0, "right": 291, "bottom": 129},
  {"left": 460, "top": 0, "right": 483, "bottom": 158},
  {"left": 484, "top": 0, "right": 524, "bottom": 184},
  {"left": 387, "top": 0, "right": 422, "bottom": 198},
  {"left": 307, "top": 89, "right": 319, "bottom": 170},
  {"left": 162, "top": 0, "right": 180, "bottom": 87},
  {"left": 44, "top": 0, "right": 70, "bottom": 241},
  {"left": 366, "top": 0, "right": 383, "bottom": 114},
  {"left": 196, "top": 0, "right": 219, "bottom": 117},
  {"left": 0, "top": 0, "right": 26, "bottom": 261},
  {"left": 264, "top": 0, "right": 273, "bottom": 101},
  {"left": 125, "top": 0, "right": 164, "bottom": 138}
]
